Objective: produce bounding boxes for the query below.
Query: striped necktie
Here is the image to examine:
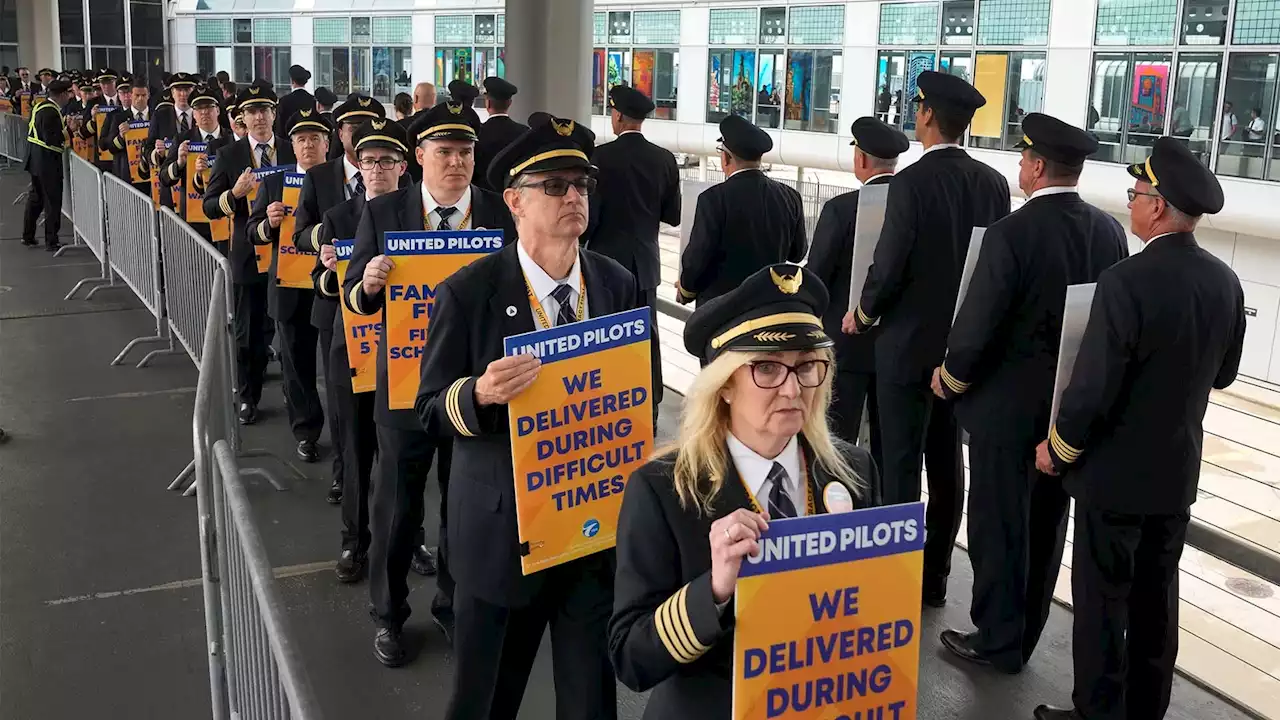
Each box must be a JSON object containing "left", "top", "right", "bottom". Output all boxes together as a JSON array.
[
  {"left": 550, "top": 283, "right": 577, "bottom": 326},
  {"left": 766, "top": 462, "right": 797, "bottom": 519}
]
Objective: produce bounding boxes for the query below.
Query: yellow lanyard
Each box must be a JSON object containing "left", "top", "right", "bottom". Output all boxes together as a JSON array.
[
  {"left": 524, "top": 274, "right": 587, "bottom": 330},
  {"left": 736, "top": 452, "right": 816, "bottom": 517}
]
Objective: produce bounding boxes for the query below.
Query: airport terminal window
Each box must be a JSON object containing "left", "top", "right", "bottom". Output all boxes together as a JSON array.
[
  {"left": 235, "top": 19, "right": 253, "bottom": 44},
  {"left": 977, "top": 0, "right": 1051, "bottom": 46},
  {"left": 942, "top": 1, "right": 975, "bottom": 46},
  {"left": 969, "top": 51, "right": 1047, "bottom": 151},
  {"left": 1182, "top": 2, "right": 1229, "bottom": 44},
  {"left": 591, "top": 11, "right": 680, "bottom": 118},
  {"left": 880, "top": 2, "right": 942, "bottom": 46},
  {"left": 475, "top": 14, "right": 497, "bottom": 45},
  {"left": 707, "top": 49, "right": 757, "bottom": 124},
  {"left": 59, "top": 0, "right": 84, "bottom": 46},
  {"left": 313, "top": 18, "right": 349, "bottom": 45},
  {"left": 760, "top": 8, "right": 787, "bottom": 45},
  {"left": 784, "top": 49, "right": 842, "bottom": 133},
  {"left": 434, "top": 14, "right": 507, "bottom": 103},
  {"left": 1095, "top": 0, "right": 1178, "bottom": 46},
  {"left": 709, "top": 8, "right": 759, "bottom": 45},
  {"left": 255, "top": 46, "right": 293, "bottom": 96},
  {"left": 634, "top": 10, "right": 681, "bottom": 45},
  {"left": 1170, "top": 53, "right": 1221, "bottom": 166},
  {"left": 609, "top": 12, "right": 632, "bottom": 45},
  {"left": 594, "top": 13, "right": 607, "bottom": 45},
  {"left": 437, "top": 47, "right": 474, "bottom": 96},
  {"left": 252, "top": 18, "right": 291, "bottom": 45},
  {"left": 89, "top": 0, "right": 125, "bottom": 46},
  {"left": 941, "top": 51, "right": 973, "bottom": 81},
  {"left": 1218, "top": 52, "right": 1280, "bottom": 180},
  {"left": 876, "top": 49, "right": 935, "bottom": 140},
  {"left": 1234, "top": 0, "right": 1280, "bottom": 43},
  {"left": 315, "top": 47, "right": 352, "bottom": 96},
  {"left": 632, "top": 49, "right": 679, "bottom": 120},
  {"left": 1087, "top": 53, "right": 1172, "bottom": 164},
  {"left": 310, "top": 17, "right": 410, "bottom": 103}
]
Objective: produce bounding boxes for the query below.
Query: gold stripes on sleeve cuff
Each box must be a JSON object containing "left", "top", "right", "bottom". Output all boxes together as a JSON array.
[
  {"left": 445, "top": 378, "right": 477, "bottom": 437},
  {"left": 167, "top": 164, "right": 179, "bottom": 183},
  {"left": 348, "top": 284, "right": 366, "bottom": 316},
  {"left": 1050, "top": 425, "right": 1082, "bottom": 463},
  {"left": 318, "top": 269, "right": 338, "bottom": 297},
  {"left": 655, "top": 585, "right": 711, "bottom": 664},
  {"left": 940, "top": 365, "right": 970, "bottom": 394},
  {"left": 310, "top": 225, "right": 321, "bottom": 251},
  {"left": 257, "top": 219, "right": 271, "bottom": 242},
  {"left": 113, "top": 136, "right": 124, "bottom": 150},
  {"left": 855, "top": 305, "right": 876, "bottom": 326},
  {"left": 219, "top": 190, "right": 234, "bottom": 217},
  {"left": 677, "top": 286, "right": 696, "bottom": 301}
]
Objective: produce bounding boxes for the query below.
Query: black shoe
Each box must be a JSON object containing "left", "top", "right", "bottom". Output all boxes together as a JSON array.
[
  {"left": 1033, "top": 706, "right": 1082, "bottom": 720},
  {"left": 940, "top": 629, "right": 995, "bottom": 667},
  {"left": 410, "top": 545, "right": 438, "bottom": 577},
  {"left": 296, "top": 440, "right": 318, "bottom": 463},
  {"left": 373, "top": 627, "right": 407, "bottom": 668},
  {"left": 21, "top": 238, "right": 37, "bottom": 247},
  {"left": 0, "top": 427, "right": 8, "bottom": 443},
  {"left": 326, "top": 480, "right": 343, "bottom": 504},
  {"left": 923, "top": 575, "right": 947, "bottom": 608},
  {"left": 238, "top": 403, "right": 258, "bottom": 425},
  {"left": 335, "top": 550, "right": 366, "bottom": 584},
  {"left": 431, "top": 602, "right": 455, "bottom": 646},
  {"left": 45, "top": 241, "right": 61, "bottom": 252}
]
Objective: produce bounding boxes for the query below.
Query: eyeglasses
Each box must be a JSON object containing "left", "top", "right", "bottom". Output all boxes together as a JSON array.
[
  {"left": 357, "top": 157, "right": 403, "bottom": 170},
  {"left": 747, "top": 359, "right": 830, "bottom": 389},
  {"left": 517, "top": 176, "right": 597, "bottom": 197},
  {"left": 1127, "top": 189, "right": 1162, "bottom": 203}
]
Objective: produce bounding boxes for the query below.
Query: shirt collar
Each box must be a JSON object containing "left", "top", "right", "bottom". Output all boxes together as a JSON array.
[
  {"left": 727, "top": 433, "right": 802, "bottom": 514},
  {"left": 1029, "top": 185, "right": 1078, "bottom": 201},
  {"left": 488, "top": 113, "right": 509, "bottom": 119},
  {"left": 197, "top": 125, "right": 220, "bottom": 140},
  {"left": 924, "top": 142, "right": 961, "bottom": 155},
  {"left": 619, "top": 129, "right": 644, "bottom": 137},
  {"left": 727, "top": 167, "right": 761, "bottom": 180},
  {"left": 516, "top": 239, "right": 583, "bottom": 307},
  {"left": 250, "top": 135, "right": 275, "bottom": 153},
  {"left": 862, "top": 172, "right": 894, "bottom": 185},
  {"left": 343, "top": 155, "right": 360, "bottom": 185},
  {"left": 421, "top": 184, "right": 472, "bottom": 229},
  {"left": 1146, "top": 231, "right": 1180, "bottom": 245}
]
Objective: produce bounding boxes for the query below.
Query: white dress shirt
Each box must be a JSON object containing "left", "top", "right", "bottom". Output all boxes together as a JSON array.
[
  {"left": 924, "top": 142, "right": 961, "bottom": 155},
  {"left": 175, "top": 107, "right": 192, "bottom": 129},
  {"left": 128, "top": 107, "right": 149, "bottom": 122},
  {"left": 1028, "top": 185, "right": 1078, "bottom": 201},
  {"left": 727, "top": 433, "right": 805, "bottom": 518},
  {"left": 343, "top": 155, "right": 361, "bottom": 198},
  {"left": 727, "top": 167, "right": 761, "bottom": 180},
  {"left": 249, "top": 135, "right": 276, "bottom": 168},
  {"left": 860, "top": 172, "right": 894, "bottom": 186},
  {"left": 422, "top": 184, "right": 473, "bottom": 230},
  {"left": 517, "top": 240, "right": 588, "bottom": 326},
  {"left": 196, "top": 125, "right": 221, "bottom": 142}
]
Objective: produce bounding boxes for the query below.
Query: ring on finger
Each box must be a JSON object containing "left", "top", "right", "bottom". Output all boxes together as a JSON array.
[{"left": 723, "top": 526, "right": 732, "bottom": 541}]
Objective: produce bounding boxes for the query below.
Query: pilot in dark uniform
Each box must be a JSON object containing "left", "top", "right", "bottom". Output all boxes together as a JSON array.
[
  {"left": 101, "top": 74, "right": 154, "bottom": 194},
  {"left": 21, "top": 78, "right": 73, "bottom": 251},
  {"left": 677, "top": 115, "right": 806, "bottom": 308},
  {"left": 247, "top": 110, "right": 333, "bottom": 463},
  {"left": 291, "top": 94, "right": 387, "bottom": 499},
  {"left": 931, "top": 114, "right": 1129, "bottom": 674},
  {"left": 158, "top": 88, "right": 231, "bottom": 246},
  {"left": 77, "top": 68, "right": 124, "bottom": 174},
  {"left": 415, "top": 117, "right": 642, "bottom": 720},
  {"left": 807, "top": 116, "right": 908, "bottom": 476},
  {"left": 312, "top": 118, "right": 412, "bottom": 583},
  {"left": 1032, "top": 138, "right": 1246, "bottom": 720},
  {"left": 474, "top": 77, "right": 527, "bottom": 192},
  {"left": 203, "top": 84, "right": 296, "bottom": 425},
  {"left": 343, "top": 100, "right": 515, "bottom": 667},
  {"left": 849, "top": 71, "right": 1010, "bottom": 607},
  {"left": 610, "top": 264, "right": 879, "bottom": 719},
  {"left": 147, "top": 72, "right": 199, "bottom": 209}
]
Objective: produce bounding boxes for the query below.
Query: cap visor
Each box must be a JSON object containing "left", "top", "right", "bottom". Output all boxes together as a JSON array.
[{"left": 1126, "top": 163, "right": 1151, "bottom": 182}]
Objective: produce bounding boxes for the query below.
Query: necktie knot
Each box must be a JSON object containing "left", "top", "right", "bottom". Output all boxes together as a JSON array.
[
  {"left": 550, "top": 283, "right": 578, "bottom": 326},
  {"left": 436, "top": 205, "right": 457, "bottom": 229},
  {"left": 205, "top": 133, "right": 214, "bottom": 143},
  {"left": 766, "top": 462, "right": 797, "bottom": 519},
  {"left": 352, "top": 171, "right": 365, "bottom": 197}
]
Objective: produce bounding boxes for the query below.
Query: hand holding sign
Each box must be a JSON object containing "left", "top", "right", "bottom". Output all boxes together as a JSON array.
[
  {"left": 232, "top": 167, "right": 257, "bottom": 199},
  {"left": 118, "top": 120, "right": 130, "bottom": 137},
  {"left": 177, "top": 139, "right": 190, "bottom": 166},
  {"left": 195, "top": 152, "right": 209, "bottom": 173},
  {"left": 710, "top": 509, "right": 770, "bottom": 604},
  {"left": 267, "top": 201, "right": 286, "bottom": 228},
  {"left": 362, "top": 254, "right": 394, "bottom": 296},
  {"left": 476, "top": 354, "right": 541, "bottom": 407},
  {"left": 321, "top": 243, "right": 337, "bottom": 271}
]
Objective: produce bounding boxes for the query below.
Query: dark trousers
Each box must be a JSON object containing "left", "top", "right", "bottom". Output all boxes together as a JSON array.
[
  {"left": 320, "top": 327, "right": 344, "bottom": 489},
  {"left": 369, "top": 424, "right": 454, "bottom": 629},
  {"left": 22, "top": 170, "right": 63, "bottom": 246},
  {"left": 966, "top": 432, "right": 1069, "bottom": 672},
  {"left": 876, "top": 378, "right": 963, "bottom": 584},
  {"left": 830, "top": 367, "right": 883, "bottom": 482},
  {"left": 445, "top": 557, "right": 617, "bottom": 720},
  {"left": 331, "top": 338, "right": 378, "bottom": 555},
  {"left": 1072, "top": 505, "right": 1188, "bottom": 720},
  {"left": 641, "top": 287, "right": 663, "bottom": 419},
  {"left": 233, "top": 279, "right": 270, "bottom": 407},
  {"left": 276, "top": 317, "right": 323, "bottom": 442}
]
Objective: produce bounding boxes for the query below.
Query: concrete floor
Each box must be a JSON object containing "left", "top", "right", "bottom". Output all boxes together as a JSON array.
[{"left": 0, "top": 168, "right": 1253, "bottom": 719}]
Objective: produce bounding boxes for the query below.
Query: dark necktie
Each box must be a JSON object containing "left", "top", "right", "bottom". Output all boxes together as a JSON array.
[
  {"left": 205, "top": 133, "right": 214, "bottom": 144},
  {"left": 352, "top": 171, "right": 365, "bottom": 198},
  {"left": 551, "top": 283, "right": 577, "bottom": 326},
  {"left": 257, "top": 143, "right": 271, "bottom": 168},
  {"left": 135, "top": 111, "right": 142, "bottom": 122},
  {"left": 178, "top": 112, "right": 188, "bottom": 135},
  {"left": 436, "top": 205, "right": 456, "bottom": 230},
  {"left": 766, "top": 462, "right": 797, "bottom": 519}
]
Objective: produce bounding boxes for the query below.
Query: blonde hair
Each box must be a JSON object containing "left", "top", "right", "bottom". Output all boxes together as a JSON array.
[{"left": 661, "top": 348, "right": 864, "bottom": 515}]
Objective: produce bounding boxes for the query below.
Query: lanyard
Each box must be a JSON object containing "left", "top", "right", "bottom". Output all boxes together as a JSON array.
[
  {"left": 524, "top": 273, "right": 586, "bottom": 330},
  {"left": 424, "top": 204, "right": 472, "bottom": 231},
  {"left": 735, "top": 451, "right": 815, "bottom": 517}
]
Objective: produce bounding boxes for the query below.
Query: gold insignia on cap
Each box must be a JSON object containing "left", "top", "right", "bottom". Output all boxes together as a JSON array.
[
  {"left": 754, "top": 331, "right": 795, "bottom": 343},
  {"left": 1022, "top": 134, "right": 1033, "bottom": 146},
  {"left": 808, "top": 330, "right": 826, "bottom": 338},
  {"left": 552, "top": 119, "right": 574, "bottom": 137},
  {"left": 358, "top": 97, "right": 372, "bottom": 107},
  {"left": 300, "top": 109, "right": 312, "bottom": 117},
  {"left": 250, "top": 87, "right": 260, "bottom": 95},
  {"left": 371, "top": 119, "right": 386, "bottom": 130},
  {"left": 448, "top": 102, "right": 463, "bottom": 115},
  {"left": 770, "top": 267, "right": 802, "bottom": 295}
]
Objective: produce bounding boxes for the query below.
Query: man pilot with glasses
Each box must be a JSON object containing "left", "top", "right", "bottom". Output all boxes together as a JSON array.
[{"left": 343, "top": 99, "right": 516, "bottom": 668}]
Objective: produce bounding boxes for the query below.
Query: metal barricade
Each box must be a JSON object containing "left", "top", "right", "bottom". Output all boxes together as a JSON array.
[
  {"left": 190, "top": 274, "right": 321, "bottom": 720},
  {"left": 102, "top": 172, "right": 178, "bottom": 366},
  {"left": 64, "top": 153, "right": 116, "bottom": 298},
  {"left": 61, "top": 150, "right": 73, "bottom": 222},
  {"left": 0, "top": 111, "right": 28, "bottom": 167}
]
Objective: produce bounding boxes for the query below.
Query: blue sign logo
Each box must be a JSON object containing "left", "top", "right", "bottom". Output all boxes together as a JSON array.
[{"left": 582, "top": 519, "right": 601, "bottom": 538}]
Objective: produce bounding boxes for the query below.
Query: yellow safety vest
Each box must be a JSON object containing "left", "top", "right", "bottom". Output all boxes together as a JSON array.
[{"left": 27, "top": 100, "right": 63, "bottom": 153}]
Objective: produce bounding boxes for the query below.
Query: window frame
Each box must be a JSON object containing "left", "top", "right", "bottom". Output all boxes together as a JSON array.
[{"left": 595, "top": 9, "right": 683, "bottom": 119}]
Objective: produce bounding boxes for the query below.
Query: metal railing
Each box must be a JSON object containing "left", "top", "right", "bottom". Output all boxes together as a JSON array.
[
  {"left": 65, "top": 152, "right": 115, "bottom": 298},
  {"left": 0, "top": 111, "right": 27, "bottom": 167},
  {"left": 191, "top": 271, "right": 321, "bottom": 720},
  {"left": 103, "top": 172, "right": 174, "bottom": 366},
  {"left": 147, "top": 207, "right": 235, "bottom": 369}
]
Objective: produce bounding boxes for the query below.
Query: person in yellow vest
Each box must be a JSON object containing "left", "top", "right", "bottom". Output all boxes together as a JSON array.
[{"left": 22, "top": 78, "right": 74, "bottom": 252}]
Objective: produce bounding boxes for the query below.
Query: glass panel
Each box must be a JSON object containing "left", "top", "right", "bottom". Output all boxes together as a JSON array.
[
  {"left": 63, "top": 47, "right": 87, "bottom": 73},
  {"left": 372, "top": 47, "right": 390, "bottom": 102},
  {"left": 475, "top": 14, "right": 497, "bottom": 45},
  {"left": 391, "top": 48, "right": 412, "bottom": 100},
  {"left": 198, "top": 47, "right": 217, "bottom": 77},
  {"left": 132, "top": 49, "right": 164, "bottom": 80},
  {"left": 1182, "top": 2, "right": 1228, "bottom": 44},
  {"left": 1087, "top": 53, "right": 1173, "bottom": 164},
  {"left": 941, "top": 1, "right": 974, "bottom": 45},
  {"left": 880, "top": 2, "right": 941, "bottom": 46},
  {"left": 196, "top": 18, "right": 233, "bottom": 45},
  {"left": 252, "top": 18, "right": 291, "bottom": 45},
  {"left": 130, "top": 1, "right": 164, "bottom": 48},
  {"left": 608, "top": 12, "right": 632, "bottom": 44},
  {"left": 314, "top": 47, "right": 351, "bottom": 96},
  {"left": 876, "top": 51, "right": 922, "bottom": 136},
  {"left": 59, "top": 0, "right": 83, "bottom": 45},
  {"left": 788, "top": 5, "right": 845, "bottom": 45},
  {"left": 435, "top": 47, "right": 473, "bottom": 100},
  {"left": 1095, "top": 0, "right": 1178, "bottom": 46},
  {"left": 234, "top": 19, "right": 252, "bottom": 44},
  {"left": 1219, "top": 53, "right": 1278, "bottom": 180},
  {"left": 977, "top": 0, "right": 1051, "bottom": 46},
  {"left": 351, "top": 46, "right": 371, "bottom": 97},
  {"left": 498, "top": 15, "right": 505, "bottom": 44},
  {"left": 234, "top": 46, "right": 253, "bottom": 84},
  {"left": 760, "top": 7, "right": 787, "bottom": 45},
  {"left": 606, "top": 49, "right": 632, "bottom": 94},
  {"left": 312, "top": 18, "right": 349, "bottom": 45},
  {"left": 709, "top": 8, "right": 758, "bottom": 45},
  {"left": 970, "top": 51, "right": 1047, "bottom": 151},
  {"left": 758, "top": 50, "right": 785, "bottom": 128},
  {"left": 254, "top": 46, "right": 292, "bottom": 96},
  {"left": 0, "top": 2, "right": 13, "bottom": 45},
  {"left": 593, "top": 48, "right": 606, "bottom": 114},
  {"left": 475, "top": 47, "right": 495, "bottom": 83},
  {"left": 1233, "top": 0, "right": 1280, "bottom": 44},
  {"left": 1126, "top": 53, "right": 1172, "bottom": 162},
  {"left": 941, "top": 51, "right": 973, "bottom": 82},
  {"left": 1169, "top": 53, "right": 1220, "bottom": 167},
  {"left": 594, "top": 13, "right": 606, "bottom": 45},
  {"left": 91, "top": 47, "right": 128, "bottom": 72},
  {"left": 655, "top": 50, "right": 679, "bottom": 120},
  {"left": 784, "top": 50, "right": 811, "bottom": 131},
  {"left": 352, "top": 17, "right": 371, "bottom": 44},
  {"left": 634, "top": 10, "right": 681, "bottom": 45},
  {"left": 89, "top": 0, "right": 125, "bottom": 46},
  {"left": 372, "top": 16, "right": 412, "bottom": 45},
  {"left": 707, "top": 49, "right": 756, "bottom": 124},
  {"left": 435, "top": 15, "right": 473, "bottom": 45}
]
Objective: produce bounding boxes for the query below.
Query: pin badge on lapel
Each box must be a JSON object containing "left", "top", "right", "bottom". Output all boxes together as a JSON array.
[{"left": 506, "top": 306, "right": 517, "bottom": 317}]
